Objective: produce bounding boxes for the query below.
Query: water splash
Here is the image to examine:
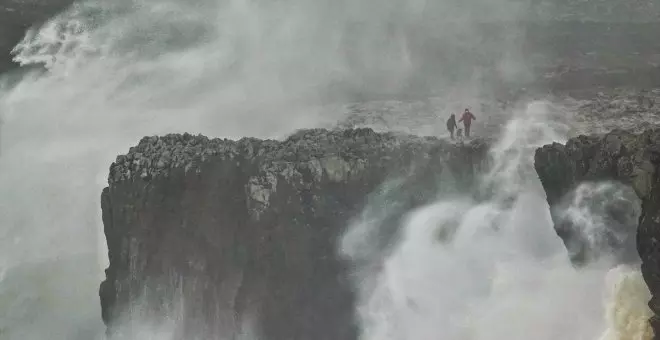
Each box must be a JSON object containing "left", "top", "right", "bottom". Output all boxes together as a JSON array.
[
  {"left": 340, "top": 101, "right": 651, "bottom": 340},
  {"left": 0, "top": 0, "right": 652, "bottom": 339},
  {"left": 600, "top": 265, "right": 653, "bottom": 340},
  {"left": 554, "top": 182, "right": 641, "bottom": 264}
]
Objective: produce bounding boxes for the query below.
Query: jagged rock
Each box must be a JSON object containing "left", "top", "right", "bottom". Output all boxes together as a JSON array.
[
  {"left": 534, "top": 128, "right": 660, "bottom": 338},
  {"left": 535, "top": 128, "right": 660, "bottom": 206},
  {"left": 100, "top": 128, "right": 489, "bottom": 340}
]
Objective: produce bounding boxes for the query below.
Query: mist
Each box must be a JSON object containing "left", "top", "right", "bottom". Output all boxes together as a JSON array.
[
  {"left": 1, "top": 0, "right": 533, "bottom": 254},
  {"left": 340, "top": 102, "right": 651, "bottom": 340},
  {"left": 0, "top": 0, "right": 652, "bottom": 339}
]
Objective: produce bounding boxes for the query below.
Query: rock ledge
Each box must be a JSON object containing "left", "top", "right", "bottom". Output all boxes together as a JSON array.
[{"left": 100, "top": 128, "right": 489, "bottom": 340}]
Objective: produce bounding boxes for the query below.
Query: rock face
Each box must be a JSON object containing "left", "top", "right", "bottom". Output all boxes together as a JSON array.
[
  {"left": 99, "top": 128, "right": 488, "bottom": 339},
  {"left": 534, "top": 128, "right": 660, "bottom": 337}
]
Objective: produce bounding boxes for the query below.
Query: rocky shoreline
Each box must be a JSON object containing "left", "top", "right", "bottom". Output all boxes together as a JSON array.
[{"left": 567, "top": 88, "right": 660, "bottom": 135}]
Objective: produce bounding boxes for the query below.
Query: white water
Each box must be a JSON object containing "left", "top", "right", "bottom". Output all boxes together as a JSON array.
[
  {"left": 0, "top": 0, "right": 653, "bottom": 339},
  {"left": 340, "top": 101, "right": 653, "bottom": 340}
]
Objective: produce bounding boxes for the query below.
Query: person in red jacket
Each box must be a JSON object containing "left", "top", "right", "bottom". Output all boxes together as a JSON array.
[{"left": 458, "top": 108, "right": 476, "bottom": 137}]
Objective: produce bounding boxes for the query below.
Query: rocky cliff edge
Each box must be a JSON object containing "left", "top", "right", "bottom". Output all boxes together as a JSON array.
[
  {"left": 100, "top": 128, "right": 489, "bottom": 339},
  {"left": 535, "top": 128, "right": 660, "bottom": 337}
]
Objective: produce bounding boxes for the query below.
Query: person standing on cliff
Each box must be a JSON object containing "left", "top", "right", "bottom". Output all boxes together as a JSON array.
[
  {"left": 446, "top": 113, "right": 458, "bottom": 139},
  {"left": 458, "top": 108, "right": 476, "bottom": 138}
]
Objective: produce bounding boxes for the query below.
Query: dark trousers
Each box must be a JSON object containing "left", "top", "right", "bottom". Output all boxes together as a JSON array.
[{"left": 464, "top": 123, "right": 471, "bottom": 137}]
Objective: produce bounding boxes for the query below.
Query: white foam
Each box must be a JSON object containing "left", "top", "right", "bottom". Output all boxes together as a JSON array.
[
  {"left": 599, "top": 265, "right": 653, "bottom": 340},
  {"left": 341, "top": 102, "right": 652, "bottom": 340}
]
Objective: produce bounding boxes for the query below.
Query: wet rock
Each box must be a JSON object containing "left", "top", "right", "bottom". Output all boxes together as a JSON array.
[
  {"left": 534, "top": 128, "right": 660, "bottom": 338},
  {"left": 100, "top": 128, "right": 489, "bottom": 340}
]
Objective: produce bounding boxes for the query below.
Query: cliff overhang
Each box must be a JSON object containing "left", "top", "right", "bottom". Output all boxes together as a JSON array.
[{"left": 534, "top": 128, "right": 660, "bottom": 338}]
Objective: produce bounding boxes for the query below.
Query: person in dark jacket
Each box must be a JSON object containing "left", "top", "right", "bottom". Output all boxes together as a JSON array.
[
  {"left": 458, "top": 108, "right": 476, "bottom": 137},
  {"left": 446, "top": 113, "right": 458, "bottom": 139}
]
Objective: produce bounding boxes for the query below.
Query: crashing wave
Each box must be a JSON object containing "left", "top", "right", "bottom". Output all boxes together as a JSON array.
[{"left": 600, "top": 265, "right": 653, "bottom": 340}]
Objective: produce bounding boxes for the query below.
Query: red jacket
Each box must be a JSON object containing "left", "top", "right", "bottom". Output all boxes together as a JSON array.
[{"left": 459, "top": 111, "right": 476, "bottom": 124}]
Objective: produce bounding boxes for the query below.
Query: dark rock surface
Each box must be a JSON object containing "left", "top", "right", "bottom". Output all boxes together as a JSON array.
[
  {"left": 534, "top": 128, "right": 660, "bottom": 337},
  {"left": 99, "top": 128, "right": 488, "bottom": 339}
]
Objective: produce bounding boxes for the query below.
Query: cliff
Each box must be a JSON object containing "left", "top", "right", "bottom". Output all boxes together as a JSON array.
[
  {"left": 534, "top": 128, "right": 660, "bottom": 337},
  {"left": 99, "top": 128, "right": 488, "bottom": 339}
]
